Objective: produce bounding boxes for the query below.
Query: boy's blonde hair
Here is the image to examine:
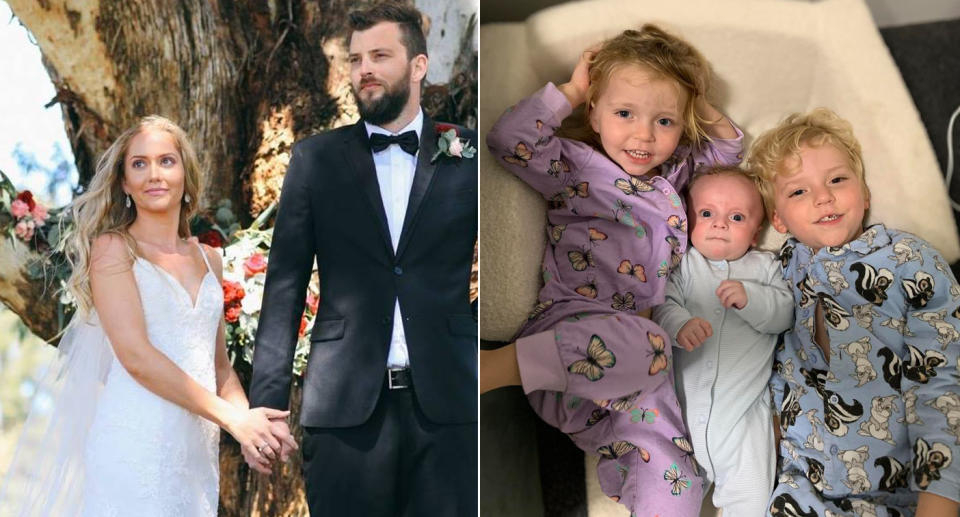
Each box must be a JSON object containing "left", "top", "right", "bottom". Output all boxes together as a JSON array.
[
  {"left": 746, "top": 108, "right": 870, "bottom": 220},
  {"left": 559, "top": 24, "right": 714, "bottom": 151}
]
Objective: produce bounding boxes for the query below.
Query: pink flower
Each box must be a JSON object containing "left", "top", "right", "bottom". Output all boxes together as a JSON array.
[
  {"left": 243, "top": 253, "right": 267, "bottom": 278},
  {"left": 448, "top": 138, "right": 464, "bottom": 158},
  {"left": 31, "top": 204, "right": 48, "bottom": 225},
  {"left": 306, "top": 293, "right": 320, "bottom": 314},
  {"left": 14, "top": 219, "right": 35, "bottom": 241},
  {"left": 10, "top": 199, "right": 29, "bottom": 218}
]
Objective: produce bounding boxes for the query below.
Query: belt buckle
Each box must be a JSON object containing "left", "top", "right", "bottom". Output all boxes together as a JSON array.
[{"left": 388, "top": 368, "right": 409, "bottom": 390}]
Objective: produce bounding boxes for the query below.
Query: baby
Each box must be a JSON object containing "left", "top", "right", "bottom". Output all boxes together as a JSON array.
[
  {"left": 750, "top": 108, "right": 960, "bottom": 517},
  {"left": 653, "top": 166, "right": 793, "bottom": 515}
]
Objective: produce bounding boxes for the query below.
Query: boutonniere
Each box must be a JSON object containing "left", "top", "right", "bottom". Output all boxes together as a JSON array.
[{"left": 431, "top": 124, "right": 476, "bottom": 163}]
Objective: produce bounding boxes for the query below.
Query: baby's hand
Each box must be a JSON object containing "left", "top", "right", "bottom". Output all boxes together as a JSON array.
[
  {"left": 676, "top": 318, "right": 713, "bottom": 351},
  {"left": 716, "top": 280, "right": 747, "bottom": 309},
  {"left": 559, "top": 45, "right": 600, "bottom": 108}
]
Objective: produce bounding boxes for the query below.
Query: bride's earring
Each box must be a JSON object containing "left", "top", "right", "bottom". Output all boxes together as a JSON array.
[
  {"left": 125, "top": 194, "right": 131, "bottom": 208},
  {"left": 184, "top": 193, "right": 191, "bottom": 204}
]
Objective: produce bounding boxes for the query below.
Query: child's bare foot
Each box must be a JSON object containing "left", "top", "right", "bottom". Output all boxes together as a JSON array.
[{"left": 480, "top": 343, "right": 522, "bottom": 394}]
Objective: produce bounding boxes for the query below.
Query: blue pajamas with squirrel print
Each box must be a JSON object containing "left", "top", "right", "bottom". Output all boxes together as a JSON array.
[{"left": 769, "top": 224, "right": 960, "bottom": 517}]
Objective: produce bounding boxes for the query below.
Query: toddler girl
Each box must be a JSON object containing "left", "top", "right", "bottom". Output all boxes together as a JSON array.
[{"left": 485, "top": 24, "right": 743, "bottom": 516}]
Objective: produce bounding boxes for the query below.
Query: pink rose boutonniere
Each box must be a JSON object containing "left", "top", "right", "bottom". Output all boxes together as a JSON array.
[{"left": 431, "top": 124, "right": 476, "bottom": 163}]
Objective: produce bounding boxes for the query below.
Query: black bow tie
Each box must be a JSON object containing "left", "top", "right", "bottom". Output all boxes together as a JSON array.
[{"left": 369, "top": 131, "right": 419, "bottom": 155}]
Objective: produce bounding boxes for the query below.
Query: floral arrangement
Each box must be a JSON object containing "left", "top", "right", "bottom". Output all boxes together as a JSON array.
[
  {"left": 432, "top": 123, "right": 476, "bottom": 163},
  {"left": 191, "top": 200, "right": 319, "bottom": 376},
  {"left": 0, "top": 172, "right": 55, "bottom": 251}
]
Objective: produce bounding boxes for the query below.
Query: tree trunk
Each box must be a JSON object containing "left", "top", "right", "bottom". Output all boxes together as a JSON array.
[{"left": 3, "top": 1, "right": 476, "bottom": 514}]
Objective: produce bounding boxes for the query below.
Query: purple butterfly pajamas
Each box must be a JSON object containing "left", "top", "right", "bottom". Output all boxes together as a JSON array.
[{"left": 486, "top": 83, "right": 743, "bottom": 515}]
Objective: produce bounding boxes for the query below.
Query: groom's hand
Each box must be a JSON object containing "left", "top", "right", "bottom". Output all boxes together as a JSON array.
[{"left": 269, "top": 419, "right": 299, "bottom": 462}]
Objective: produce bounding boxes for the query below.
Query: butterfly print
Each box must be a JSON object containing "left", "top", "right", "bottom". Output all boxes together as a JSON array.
[
  {"left": 586, "top": 408, "right": 610, "bottom": 427},
  {"left": 567, "top": 335, "right": 617, "bottom": 381},
  {"left": 565, "top": 181, "right": 589, "bottom": 199},
  {"left": 667, "top": 214, "right": 687, "bottom": 233},
  {"left": 672, "top": 436, "right": 700, "bottom": 476},
  {"left": 588, "top": 227, "right": 607, "bottom": 243},
  {"left": 617, "top": 260, "right": 647, "bottom": 282},
  {"left": 528, "top": 299, "right": 553, "bottom": 320},
  {"left": 548, "top": 192, "right": 566, "bottom": 210},
  {"left": 631, "top": 407, "right": 658, "bottom": 424},
  {"left": 568, "top": 248, "right": 597, "bottom": 271},
  {"left": 503, "top": 142, "right": 532, "bottom": 167},
  {"left": 611, "top": 292, "right": 636, "bottom": 312},
  {"left": 663, "top": 463, "right": 691, "bottom": 496},
  {"left": 648, "top": 332, "right": 669, "bottom": 375},
  {"left": 614, "top": 176, "right": 654, "bottom": 196},
  {"left": 575, "top": 279, "right": 598, "bottom": 299},
  {"left": 547, "top": 158, "right": 569, "bottom": 177},
  {"left": 597, "top": 440, "right": 636, "bottom": 460},
  {"left": 549, "top": 224, "right": 566, "bottom": 244}
]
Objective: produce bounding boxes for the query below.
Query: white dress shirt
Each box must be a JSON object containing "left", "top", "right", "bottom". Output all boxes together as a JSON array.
[{"left": 364, "top": 110, "right": 423, "bottom": 368}]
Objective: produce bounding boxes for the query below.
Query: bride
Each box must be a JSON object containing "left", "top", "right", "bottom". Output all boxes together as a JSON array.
[{"left": 0, "top": 116, "right": 296, "bottom": 515}]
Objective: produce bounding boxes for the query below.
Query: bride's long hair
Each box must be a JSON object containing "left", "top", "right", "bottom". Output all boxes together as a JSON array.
[{"left": 65, "top": 115, "right": 203, "bottom": 317}]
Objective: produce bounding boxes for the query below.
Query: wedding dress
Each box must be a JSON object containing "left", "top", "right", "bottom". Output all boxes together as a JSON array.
[{"left": 0, "top": 242, "right": 221, "bottom": 516}]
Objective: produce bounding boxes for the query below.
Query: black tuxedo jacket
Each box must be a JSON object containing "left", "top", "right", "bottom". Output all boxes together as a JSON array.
[{"left": 248, "top": 113, "right": 478, "bottom": 427}]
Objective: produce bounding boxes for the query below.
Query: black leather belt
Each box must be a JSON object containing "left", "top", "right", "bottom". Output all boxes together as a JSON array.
[{"left": 387, "top": 367, "right": 412, "bottom": 390}]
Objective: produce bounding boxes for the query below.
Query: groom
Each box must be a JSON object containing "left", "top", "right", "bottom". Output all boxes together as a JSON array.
[{"left": 248, "top": 3, "right": 477, "bottom": 515}]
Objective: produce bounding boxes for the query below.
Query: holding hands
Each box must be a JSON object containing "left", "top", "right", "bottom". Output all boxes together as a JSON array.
[{"left": 227, "top": 407, "right": 298, "bottom": 474}]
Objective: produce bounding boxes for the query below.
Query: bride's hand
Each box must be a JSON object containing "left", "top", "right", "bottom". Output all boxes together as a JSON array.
[{"left": 227, "top": 407, "right": 289, "bottom": 474}]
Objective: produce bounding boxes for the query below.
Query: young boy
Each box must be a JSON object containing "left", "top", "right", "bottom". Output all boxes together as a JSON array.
[
  {"left": 749, "top": 108, "right": 960, "bottom": 517},
  {"left": 653, "top": 167, "right": 794, "bottom": 515}
]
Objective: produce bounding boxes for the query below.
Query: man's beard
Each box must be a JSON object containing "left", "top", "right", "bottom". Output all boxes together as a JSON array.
[{"left": 355, "top": 71, "right": 411, "bottom": 126}]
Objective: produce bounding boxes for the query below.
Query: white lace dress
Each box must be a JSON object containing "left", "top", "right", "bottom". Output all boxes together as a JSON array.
[{"left": 82, "top": 245, "right": 221, "bottom": 516}]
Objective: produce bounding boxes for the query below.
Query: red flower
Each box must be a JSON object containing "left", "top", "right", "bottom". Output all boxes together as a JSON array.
[
  {"left": 221, "top": 280, "right": 245, "bottom": 305},
  {"left": 435, "top": 123, "right": 458, "bottom": 135},
  {"left": 306, "top": 293, "right": 319, "bottom": 314},
  {"left": 15, "top": 191, "right": 36, "bottom": 211},
  {"left": 225, "top": 303, "right": 242, "bottom": 323},
  {"left": 298, "top": 314, "right": 308, "bottom": 337},
  {"left": 243, "top": 253, "right": 267, "bottom": 277},
  {"left": 198, "top": 230, "right": 224, "bottom": 248}
]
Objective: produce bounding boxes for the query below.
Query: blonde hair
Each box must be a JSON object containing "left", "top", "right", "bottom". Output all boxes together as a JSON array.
[
  {"left": 746, "top": 108, "right": 869, "bottom": 220},
  {"left": 63, "top": 115, "right": 203, "bottom": 317},
  {"left": 559, "top": 24, "right": 714, "bottom": 151},
  {"left": 688, "top": 165, "right": 767, "bottom": 223}
]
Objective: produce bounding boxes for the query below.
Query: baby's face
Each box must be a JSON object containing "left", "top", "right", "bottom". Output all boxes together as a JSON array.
[
  {"left": 769, "top": 143, "right": 868, "bottom": 251},
  {"left": 688, "top": 173, "right": 764, "bottom": 261}
]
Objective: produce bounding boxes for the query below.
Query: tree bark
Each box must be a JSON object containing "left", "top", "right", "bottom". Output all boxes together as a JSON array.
[{"left": 3, "top": 1, "right": 477, "bottom": 514}]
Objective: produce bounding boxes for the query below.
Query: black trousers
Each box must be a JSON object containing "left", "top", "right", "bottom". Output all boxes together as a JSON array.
[{"left": 301, "top": 381, "right": 478, "bottom": 517}]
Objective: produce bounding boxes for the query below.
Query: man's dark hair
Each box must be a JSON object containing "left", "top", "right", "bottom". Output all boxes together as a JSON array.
[{"left": 349, "top": 3, "right": 428, "bottom": 60}]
